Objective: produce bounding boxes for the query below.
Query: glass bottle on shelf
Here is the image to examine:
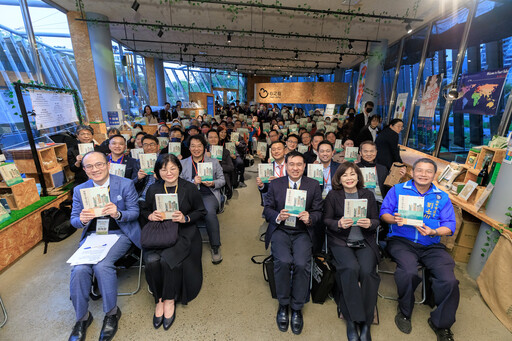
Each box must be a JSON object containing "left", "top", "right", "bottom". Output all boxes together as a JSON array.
[{"left": 476, "top": 160, "right": 489, "bottom": 186}]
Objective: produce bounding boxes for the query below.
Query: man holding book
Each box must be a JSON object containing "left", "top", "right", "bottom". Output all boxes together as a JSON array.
[
  {"left": 107, "top": 135, "right": 140, "bottom": 182},
  {"left": 256, "top": 141, "right": 287, "bottom": 195},
  {"left": 380, "top": 158, "right": 459, "bottom": 341},
  {"left": 263, "top": 151, "right": 323, "bottom": 335},
  {"left": 68, "top": 151, "right": 141, "bottom": 341}
]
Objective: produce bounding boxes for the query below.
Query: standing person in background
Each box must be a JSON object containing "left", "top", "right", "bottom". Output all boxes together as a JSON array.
[
  {"left": 171, "top": 100, "right": 182, "bottom": 120},
  {"left": 159, "top": 102, "right": 172, "bottom": 122},
  {"left": 375, "top": 119, "right": 404, "bottom": 171},
  {"left": 351, "top": 101, "right": 374, "bottom": 141}
]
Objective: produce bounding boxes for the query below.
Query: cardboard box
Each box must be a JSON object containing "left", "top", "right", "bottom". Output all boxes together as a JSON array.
[
  {"left": 384, "top": 162, "right": 406, "bottom": 187},
  {"left": 456, "top": 214, "right": 481, "bottom": 248},
  {"left": 451, "top": 244, "right": 473, "bottom": 263}
]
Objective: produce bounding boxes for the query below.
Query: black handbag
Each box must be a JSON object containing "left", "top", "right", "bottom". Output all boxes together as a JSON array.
[
  {"left": 311, "top": 253, "right": 336, "bottom": 304},
  {"left": 251, "top": 255, "right": 277, "bottom": 299},
  {"left": 141, "top": 220, "right": 179, "bottom": 249}
]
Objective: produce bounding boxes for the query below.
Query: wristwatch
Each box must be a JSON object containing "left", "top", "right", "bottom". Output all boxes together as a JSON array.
[{"left": 184, "top": 215, "right": 190, "bottom": 223}]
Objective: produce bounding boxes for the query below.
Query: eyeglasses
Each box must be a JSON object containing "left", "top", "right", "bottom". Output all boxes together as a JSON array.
[
  {"left": 143, "top": 143, "right": 158, "bottom": 147},
  {"left": 160, "top": 167, "right": 179, "bottom": 174},
  {"left": 83, "top": 162, "right": 107, "bottom": 171}
]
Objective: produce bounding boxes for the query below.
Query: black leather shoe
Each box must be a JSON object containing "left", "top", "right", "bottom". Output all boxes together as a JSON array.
[
  {"left": 290, "top": 309, "right": 303, "bottom": 335},
  {"left": 163, "top": 308, "right": 176, "bottom": 331},
  {"left": 68, "top": 312, "right": 93, "bottom": 341},
  {"left": 99, "top": 308, "right": 121, "bottom": 341},
  {"left": 395, "top": 309, "right": 412, "bottom": 334},
  {"left": 359, "top": 322, "right": 371, "bottom": 341},
  {"left": 346, "top": 320, "right": 360, "bottom": 341},
  {"left": 428, "top": 318, "right": 454, "bottom": 341},
  {"left": 276, "top": 305, "right": 289, "bottom": 332},
  {"left": 153, "top": 314, "right": 163, "bottom": 329}
]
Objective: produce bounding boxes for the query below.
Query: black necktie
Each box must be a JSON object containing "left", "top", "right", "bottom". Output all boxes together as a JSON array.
[{"left": 293, "top": 183, "right": 297, "bottom": 189}]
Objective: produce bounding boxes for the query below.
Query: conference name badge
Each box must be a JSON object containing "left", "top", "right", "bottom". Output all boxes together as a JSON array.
[{"left": 96, "top": 219, "right": 109, "bottom": 235}]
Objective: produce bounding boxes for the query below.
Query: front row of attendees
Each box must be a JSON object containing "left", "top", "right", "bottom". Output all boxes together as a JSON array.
[{"left": 67, "top": 132, "right": 457, "bottom": 341}]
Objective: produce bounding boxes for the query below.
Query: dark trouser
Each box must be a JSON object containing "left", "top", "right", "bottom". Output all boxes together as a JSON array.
[
  {"left": 386, "top": 238, "right": 460, "bottom": 329},
  {"left": 331, "top": 244, "right": 380, "bottom": 324},
  {"left": 144, "top": 250, "right": 182, "bottom": 304},
  {"left": 202, "top": 192, "right": 221, "bottom": 247},
  {"left": 224, "top": 171, "right": 233, "bottom": 199},
  {"left": 271, "top": 229, "right": 312, "bottom": 311},
  {"left": 234, "top": 156, "right": 245, "bottom": 183}
]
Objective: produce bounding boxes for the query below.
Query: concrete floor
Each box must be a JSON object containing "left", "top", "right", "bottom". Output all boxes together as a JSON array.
[{"left": 0, "top": 163, "right": 510, "bottom": 341}]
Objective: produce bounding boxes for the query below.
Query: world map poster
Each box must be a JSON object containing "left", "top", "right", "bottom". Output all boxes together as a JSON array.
[{"left": 453, "top": 68, "right": 510, "bottom": 116}]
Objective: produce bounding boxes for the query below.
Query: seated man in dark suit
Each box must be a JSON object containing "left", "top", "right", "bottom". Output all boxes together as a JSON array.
[
  {"left": 303, "top": 132, "right": 325, "bottom": 164},
  {"left": 68, "top": 151, "right": 141, "bottom": 341},
  {"left": 263, "top": 151, "right": 323, "bottom": 335},
  {"left": 107, "top": 135, "right": 140, "bottom": 182}
]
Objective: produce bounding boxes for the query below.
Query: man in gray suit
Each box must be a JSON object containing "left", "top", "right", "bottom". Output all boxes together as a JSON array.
[
  {"left": 68, "top": 151, "right": 141, "bottom": 341},
  {"left": 180, "top": 134, "right": 225, "bottom": 264}
]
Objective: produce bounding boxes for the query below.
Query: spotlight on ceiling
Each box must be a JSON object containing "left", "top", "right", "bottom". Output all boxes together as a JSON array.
[
  {"left": 336, "top": 63, "right": 340, "bottom": 69},
  {"left": 192, "top": 56, "right": 196, "bottom": 62},
  {"left": 289, "top": 73, "right": 293, "bottom": 78},
  {"left": 235, "top": 65, "right": 238, "bottom": 71},
  {"left": 157, "top": 28, "right": 163, "bottom": 38},
  {"left": 131, "top": 0, "right": 140, "bottom": 12},
  {"left": 339, "top": 54, "right": 343, "bottom": 62},
  {"left": 348, "top": 40, "right": 353, "bottom": 50},
  {"left": 294, "top": 50, "right": 298, "bottom": 59},
  {"left": 405, "top": 21, "right": 413, "bottom": 34},
  {"left": 315, "top": 61, "right": 319, "bottom": 69},
  {"left": 183, "top": 45, "right": 188, "bottom": 53},
  {"left": 443, "top": 82, "right": 463, "bottom": 101},
  {"left": 227, "top": 72, "right": 231, "bottom": 79},
  {"left": 253, "top": 71, "right": 257, "bottom": 76},
  {"left": 227, "top": 33, "right": 232, "bottom": 43}
]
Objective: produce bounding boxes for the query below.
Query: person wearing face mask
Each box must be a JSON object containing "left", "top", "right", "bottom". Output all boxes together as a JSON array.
[
  {"left": 140, "top": 154, "right": 207, "bottom": 331},
  {"left": 107, "top": 135, "right": 140, "bottom": 182},
  {"left": 155, "top": 124, "right": 170, "bottom": 138},
  {"left": 355, "top": 115, "right": 382, "bottom": 147},
  {"left": 161, "top": 127, "right": 191, "bottom": 160},
  {"left": 323, "top": 162, "right": 380, "bottom": 341},
  {"left": 351, "top": 101, "right": 374, "bottom": 141},
  {"left": 69, "top": 125, "right": 102, "bottom": 186}
]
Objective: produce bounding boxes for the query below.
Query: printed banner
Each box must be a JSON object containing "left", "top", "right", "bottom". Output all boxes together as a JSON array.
[{"left": 418, "top": 74, "right": 443, "bottom": 118}]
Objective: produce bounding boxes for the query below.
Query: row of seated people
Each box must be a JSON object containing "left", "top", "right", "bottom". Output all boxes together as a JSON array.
[{"left": 255, "top": 141, "right": 458, "bottom": 341}]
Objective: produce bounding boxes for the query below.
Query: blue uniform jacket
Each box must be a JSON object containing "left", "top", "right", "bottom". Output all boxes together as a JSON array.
[{"left": 380, "top": 180, "right": 456, "bottom": 246}]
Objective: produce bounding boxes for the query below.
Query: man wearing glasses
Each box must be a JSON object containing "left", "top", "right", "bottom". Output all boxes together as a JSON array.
[
  {"left": 135, "top": 135, "right": 160, "bottom": 200},
  {"left": 68, "top": 151, "right": 141, "bottom": 341}
]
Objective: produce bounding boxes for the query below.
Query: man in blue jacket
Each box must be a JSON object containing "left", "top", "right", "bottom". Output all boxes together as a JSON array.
[
  {"left": 380, "top": 158, "right": 458, "bottom": 341},
  {"left": 68, "top": 151, "right": 141, "bottom": 341}
]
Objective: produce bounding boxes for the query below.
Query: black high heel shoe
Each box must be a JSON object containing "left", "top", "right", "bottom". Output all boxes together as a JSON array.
[
  {"left": 163, "top": 308, "right": 176, "bottom": 330},
  {"left": 153, "top": 314, "right": 163, "bottom": 329}
]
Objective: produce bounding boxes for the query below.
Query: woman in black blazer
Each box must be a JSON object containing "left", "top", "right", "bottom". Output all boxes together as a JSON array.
[
  {"left": 141, "top": 154, "right": 207, "bottom": 330},
  {"left": 323, "top": 162, "right": 380, "bottom": 341},
  {"left": 355, "top": 115, "right": 382, "bottom": 147},
  {"left": 375, "top": 118, "right": 404, "bottom": 171}
]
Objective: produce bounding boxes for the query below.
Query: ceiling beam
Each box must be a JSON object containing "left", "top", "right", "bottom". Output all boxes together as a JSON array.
[
  {"left": 189, "top": 0, "right": 423, "bottom": 22},
  {"left": 75, "top": 18, "right": 380, "bottom": 43},
  {"left": 120, "top": 38, "right": 365, "bottom": 56}
]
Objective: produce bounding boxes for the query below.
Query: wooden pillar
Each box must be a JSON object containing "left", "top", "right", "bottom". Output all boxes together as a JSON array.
[
  {"left": 145, "top": 57, "right": 159, "bottom": 106},
  {"left": 66, "top": 11, "right": 103, "bottom": 123}
]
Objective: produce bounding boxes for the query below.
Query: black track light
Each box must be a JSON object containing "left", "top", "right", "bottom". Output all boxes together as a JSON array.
[
  {"left": 192, "top": 56, "right": 196, "bottom": 62},
  {"left": 131, "top": 0, "right": 140, "bottom": 12},
  {"left": 405, "top": 22, "right": 413, "bottom": 34},
  {"left": 336, "top": 62, "right": 340, "bottom": 69},
  {"left": 227, "top": 33, "right": 232, "bottom": 43},
  {"left": 157, "top": 28, "right": 163, "bottom": 38},
  {"left": 294, "top": 50, "right": 298, "bottom": 59},
  {"left": 253, "top": 71, "right": 257, "bottom": 76},
  {"left": 348, "top": 40, "right": 353, "bottom": 50},
  {"left": 183, "top": 45, "right": 188, "bottom": 53},
  {"left": 289, "top": 73, "right": 293, "bottom": 78},
  {"left": 315, "top": 61, "right": 319, "bottom": 69},
  {"left": 339, "top": 54, "right": 343, "bottom": 62},
  {"left": 235, "top": 65, "right": 238, "bottom": 71}
]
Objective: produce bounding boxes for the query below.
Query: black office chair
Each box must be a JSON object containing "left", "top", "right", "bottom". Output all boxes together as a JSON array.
[
  {"left": 376, "top": 227, "right": 427, "bottom": 304},
  {"left": 90, "top": 245, "right": 143, "bottom": 300}
]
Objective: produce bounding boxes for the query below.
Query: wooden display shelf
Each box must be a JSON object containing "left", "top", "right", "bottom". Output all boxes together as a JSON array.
[
  {"left": 89, "top": 121, "right": 107, "bottom": 135},
  {"left": 0, "top": 178, "right": 40, "bottom": 210},
  {"left": 25, "top": 166, "right": 68, "bottom": 190},
  {"left": 399, "top": 145, "right": 511, "bottom": 238},
  {"left": 7, "top": 143, "right": 68, "bottom": 174}
]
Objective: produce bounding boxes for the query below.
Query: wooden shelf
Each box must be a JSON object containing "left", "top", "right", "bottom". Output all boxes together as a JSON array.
[{"left": 7, "top": 143, "right": 68, "bottom": 174}]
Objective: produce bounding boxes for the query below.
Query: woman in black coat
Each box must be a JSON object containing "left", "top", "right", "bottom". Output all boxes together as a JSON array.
[
  {"left": 375, "top": 118, "right": 404, "bottom": 171},
  {"left": 141, "top": 154, "right": 207, "bottom": 330},
  {"left": 323, "top": 162, "right": 380, "bottom": 341},
  {"left": 206, "top": 129, "right": 235, "bottom": 199}
]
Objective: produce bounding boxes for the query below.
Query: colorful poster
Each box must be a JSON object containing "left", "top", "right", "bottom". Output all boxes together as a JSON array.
[
  {"left": 453, "top": 68, "right": 510, "bottom": 116},
  {"left": 355, "top": 59, "right": 369, "bottom": 113},
  {"left": 418, "top": 74, "right": 443, "bottom": 118},
  {"left": 394, "top": 93, "right": 408, "bottom": 119}
]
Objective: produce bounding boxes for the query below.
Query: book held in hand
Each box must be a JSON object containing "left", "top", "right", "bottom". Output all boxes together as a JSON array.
[
  {"left": 78, "top": 143, "right": 94, "bottom": 156},
  {"left": 307, "top": 164, "right": 324, "bottom": 185},
  {"left": 130, "top": 148, "right": 143, "bottom": 160},
  {"left": 344, "top": 199, "right": 368, "bottom": 223},
  {"left": 398, "top": 195, "right": 424, "bottom": 226},
  {"left": 297, "top": 144, "right": 309, "bottom": 154},
  {"left": 258, "top": 163, "right": 273, "bottom": 183},
  {"left": 210, "top": 145, "right": 223, "bottom": 161},
  {"left": 344, "top": 146, "right": 359, "bottom": 162},
  {"left": 285, "top": 188, "right": 307, "bottom": 216},
  {"left": 0, "top": 163, "right": 23, "bottom": 186},
  {"left": 334, "top": 139, "right": 343, "bottom": 153},
  {"left": 140, "top": 153, "right": 157, "bottom": 174},
  {"left": 157, "top": 137, "right": 169, "bottom": 150},
  {"left": 262, "top": 122, "right": 270, "bottom": 133},
  {"left": 80, "top": 186, "right": 110, "bottom": 217},
  {"left": 155, "top": 193, "right": 179, "bottom": 219},
  {"left": 361, "top": 167, "right": 377, "bottom": 189},
  {"left": 225, "top": 142, "right": 236, "bottom": 155},
  {"left": 257, "top": 142, "right": 267, "bottom": 156},
  {"left": 198, "top": 162, "right": 213, "bottom": 181},
  {"left": 168, "top": 142, "right": 181, "bottom": 156},
  {"left": 231, "top": 132, "right": 240, "bottom": 142},
  {"left": 109, "top": 163, "right": 126, "bottom": 177}
]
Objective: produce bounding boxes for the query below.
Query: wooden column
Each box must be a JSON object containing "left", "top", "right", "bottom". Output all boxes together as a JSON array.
[{"left": 145, "top": 57, "right": 158, "bottom": 106}]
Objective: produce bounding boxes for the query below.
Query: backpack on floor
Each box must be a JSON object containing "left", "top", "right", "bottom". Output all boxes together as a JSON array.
[{"left": 41, "top": 200, "right": 75, "bottom": 254}]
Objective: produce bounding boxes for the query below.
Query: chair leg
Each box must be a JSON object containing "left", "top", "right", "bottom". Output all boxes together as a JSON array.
[
  {"left": 118, "top": 249, "right": 143, "bottom": 296},
  {"left": 0, "top": 295, "right": 7, "bottom": 328},
  {"left": 377, "top": 265, "right": 427, "bottom": 304}
]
